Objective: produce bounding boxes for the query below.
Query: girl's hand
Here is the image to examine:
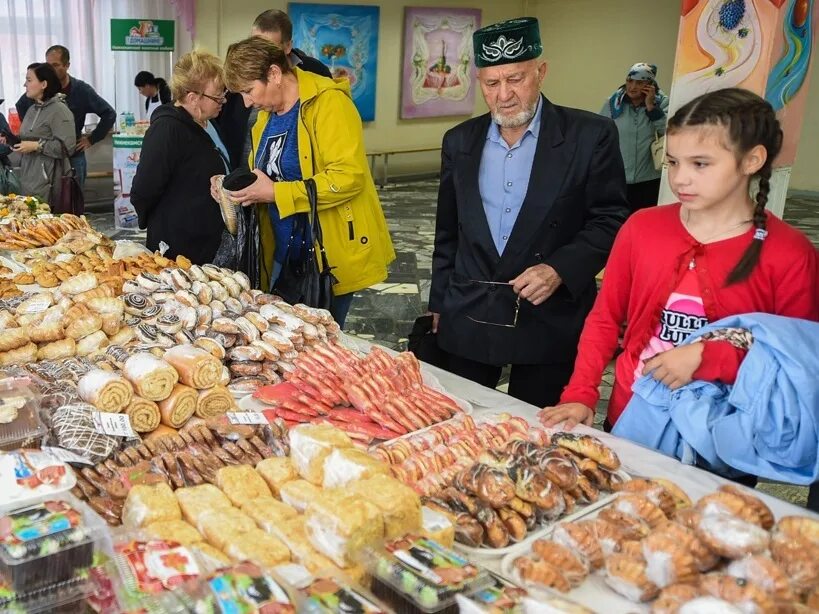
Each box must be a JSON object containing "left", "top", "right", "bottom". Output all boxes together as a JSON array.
[
  {"left": 538, "top": 402, "right": 594, "bottom": 430},
  {"left": 226, "top": 168, "right": 275, "bottom": 206},
  {"left": 12, "top": 141, "right": 38, "bottom": 154},
  {"left": 642, "top": 343, "right": 704, "bottom": 390}
]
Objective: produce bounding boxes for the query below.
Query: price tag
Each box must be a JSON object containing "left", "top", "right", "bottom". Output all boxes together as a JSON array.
[
  {"left": 92, "top": 411, "right": 136, "bottom": 437},
  {"left": 226, "top": 411, "right": 268, "bottom": 425}
]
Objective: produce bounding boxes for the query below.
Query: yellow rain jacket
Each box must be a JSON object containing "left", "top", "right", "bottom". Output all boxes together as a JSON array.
[{"left": 250, "top": 68, "right": 395, "bottom": 295}]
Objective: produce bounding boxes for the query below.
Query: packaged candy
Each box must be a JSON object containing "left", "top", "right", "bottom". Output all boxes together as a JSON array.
[{"left": 0, "top": 449, "right": 75, "bottom": 511}]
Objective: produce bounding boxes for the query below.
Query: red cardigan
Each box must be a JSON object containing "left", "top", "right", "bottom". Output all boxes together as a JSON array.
[{"left": 560, "top": 204, "right": 819, "bottom": 425}]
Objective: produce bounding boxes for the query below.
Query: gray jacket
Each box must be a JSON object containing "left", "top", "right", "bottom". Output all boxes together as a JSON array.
[
  {"left": 600, "top": 95, "right": 668, "bottom": 185},
  {"left": 17, "top": 95, "right": 76, "bottom": 202}
]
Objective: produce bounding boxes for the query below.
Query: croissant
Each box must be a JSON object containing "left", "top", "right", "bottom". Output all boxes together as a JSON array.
[
  {"left": 65, "top": 313, "right": 103, "bottom": 340},
  {"left": 641, "top": 530, "right": 699, "bottom": 588},
  {"left": 531, "top": 539, "right": 589, "bottom": 586},
  {"left": 552, "top": 521, "right": 604, "bottom": 570},
  {"left": 0, "top": 342, "right": 37, "bottom": 367},
  {"left": 60, "top": 271, "right": 98, "bottom": 295},
  {"left": 604, "top": 554, "right": 659, "bottom": 603},
  {"left": 37, "top": 337, "right": 77, "bottom": 361},
  {"left": 514, "top": 556, "right": 571, "bottom": 593}
]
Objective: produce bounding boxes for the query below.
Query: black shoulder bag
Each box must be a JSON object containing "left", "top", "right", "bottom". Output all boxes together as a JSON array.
[{"left": 272, "top": 178, "right": 337, "bottom": 309}]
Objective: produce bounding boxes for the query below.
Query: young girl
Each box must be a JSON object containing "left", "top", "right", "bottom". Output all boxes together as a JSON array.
[{"left": 540, "top": 88, "right": 818, "bottom": 432}]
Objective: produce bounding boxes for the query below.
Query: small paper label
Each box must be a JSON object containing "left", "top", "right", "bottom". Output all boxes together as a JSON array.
[
  {"left": 41, "top": 446, "right": 95, "bottom": 466},
  {"left": 226, "top": 411, "right": 267, "bottom": 425},
  {"left": 92, "top": 411, "right": 136, "bottom": 437}
]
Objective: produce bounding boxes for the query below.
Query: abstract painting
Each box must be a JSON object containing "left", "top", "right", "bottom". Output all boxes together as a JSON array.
[
  {"left": 289, "top": 2, "right": 380, "bottom": 121},
  {"left": 401, "top": 7, "right": 481, "bottom": 119},
  {"left": 668, "top": 0, "right": 818, "bottom": 164}
]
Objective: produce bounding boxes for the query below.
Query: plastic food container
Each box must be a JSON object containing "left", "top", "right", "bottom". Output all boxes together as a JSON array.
[
  {"left": 0, "top": 449, "right": 76, "bottom": 512},
  {"left": 0, "top": 378, "right": 46, "bottom": 452},
  {"left": 274, "top": 563, "right": 389, "bottom": 614},
  {"left": 360, "top": 534, "right": 493, "bottom": 613},
  {"left": 457, "top": 572, "right": 529, "bottom": 613},
  {"left": 0, "top": 493, "right": 107, "bottom": 601}
]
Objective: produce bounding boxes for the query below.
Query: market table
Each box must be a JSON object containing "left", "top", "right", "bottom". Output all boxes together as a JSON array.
[{"left": 340, "top": 336, "right": 819, "bottom": 612}]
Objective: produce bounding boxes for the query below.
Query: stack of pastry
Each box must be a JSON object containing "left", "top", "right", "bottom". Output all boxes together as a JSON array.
[
  {"left": 0, "top": 213, "right": 91, "bottom": 250},
  {"left": 510, "top": 480, "right": 819, "bottom": 613}
]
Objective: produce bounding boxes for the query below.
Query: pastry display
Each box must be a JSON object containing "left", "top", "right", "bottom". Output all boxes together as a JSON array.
[
  {"left": 346, "top": 474, "right": 422, "bottom": 539},
  {"left": 255, "top": 456, "right": 299, "bottom": 496},
  {"left": 157, "top": 383, "right": 198, "bottom": 428},
  {"left": 49, "top": 403, "right": 121, "bottom": 463},
  {"left": 121, "top": 482, "right": 181, "bottom": 528},
  {"left": 163, "top": 344, "right": 222, "bottom": 390},
  {"left": 0, "top": 214, "right": 92, "bottom": 250},
  {"left": 289, "top": 423, "right": 354, "bottom": 485},
  {"left": 195, "top": 384, "right": 234, "bottom": 418},
  {"left": 77, "top": 368, "right": 133, "bottom": 413},
  {"left": 124, "top": 395, "right": 161, "bottom": 433},
  {"left": 304, "top": 490, "right": 384, "bottom": 567},
  {"left": 214, "top": 464, "right": 272, "bottom": 506},
  {"left": 121, "top": 353, "right": 179, "bottom": 401}
]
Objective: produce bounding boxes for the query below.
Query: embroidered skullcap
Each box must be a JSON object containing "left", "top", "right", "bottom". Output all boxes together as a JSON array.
[
  {"left": 627, "top": 62, "right": 658, "bottom": 82},
  {"left": 473, "top": 17, "right": 542, "bottom": 68}
]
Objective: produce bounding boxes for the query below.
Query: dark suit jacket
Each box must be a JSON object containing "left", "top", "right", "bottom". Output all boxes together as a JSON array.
[{"left": 429, "top": 95, "right": 629, "bottom": 366}]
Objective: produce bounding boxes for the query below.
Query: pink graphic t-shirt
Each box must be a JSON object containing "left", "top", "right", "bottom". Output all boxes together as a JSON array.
[{"left": 634, "top": 262, "right": 709, "bottom": 380}]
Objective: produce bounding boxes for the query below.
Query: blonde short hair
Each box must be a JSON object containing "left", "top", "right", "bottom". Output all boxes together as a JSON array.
[
  {"left": 171, "top": 49, "right": 225, "bottom": 100},
  {"left": 223, "top": 36, "right": 290, "bottom": 92}
]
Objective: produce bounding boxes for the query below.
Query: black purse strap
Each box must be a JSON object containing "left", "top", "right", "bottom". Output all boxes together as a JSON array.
[{"left": 304, "top": 178, "right": 333, "bottom": 272}]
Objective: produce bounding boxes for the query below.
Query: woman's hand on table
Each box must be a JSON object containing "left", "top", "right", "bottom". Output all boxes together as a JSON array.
[
  {"left": 538, "top": 402, "right": 594, "bottom": 430},
  {"left": 226, "top": 169, "right": 275, "bottom": 206}
]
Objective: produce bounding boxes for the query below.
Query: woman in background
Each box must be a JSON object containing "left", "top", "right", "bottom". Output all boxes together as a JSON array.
[
  {"left": 600, "top": 62, "right": 669, "bottom": 213},
  {"left": 134, "top": 70, "right": 172, "bottom": 119}
]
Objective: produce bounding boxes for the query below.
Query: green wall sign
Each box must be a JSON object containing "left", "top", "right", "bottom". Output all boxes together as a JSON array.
[{"left": 111, "top": 19, "right": 175, "bottom": 52}]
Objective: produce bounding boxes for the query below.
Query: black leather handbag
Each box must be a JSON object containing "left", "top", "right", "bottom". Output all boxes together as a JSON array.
[{"left": 272, "top": 178, "right": 337, "bottom": 309}]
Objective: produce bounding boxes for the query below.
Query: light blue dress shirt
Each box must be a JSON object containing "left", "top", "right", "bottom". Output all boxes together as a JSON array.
[
  {"left": 478, "top": 96, "right": 542, "bottom": 255},
  {"left": 204, "top": 120, "right": 230, "bottom": 173}
]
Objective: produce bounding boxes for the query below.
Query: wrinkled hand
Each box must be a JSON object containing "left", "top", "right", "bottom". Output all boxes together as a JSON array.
[
  {"left": 538, "top": 402, "right": 594, "bottom": 430},
  {"left": 510, "top": 264, "right": 562, "bottom": 305},
  {"left": 12, "top": 141, "right": 37, "bottom": 154},
  {"left": 427, "top": 312, "right": 440, "bottom": 334},
  {"left": 226, "top": 168, "right": 275, "bottom": 206},
  {"left": 643, "top": 84, "right": 657, "bottom": 111},
  {"left": 74, "top": 135, "right": 92, "bottom": 152},
  {"left": 210, "top": 175, "right": 225, "bottom": 203},
  {"left": 642, "top": 342, "right": 703, "bottom": 390}
]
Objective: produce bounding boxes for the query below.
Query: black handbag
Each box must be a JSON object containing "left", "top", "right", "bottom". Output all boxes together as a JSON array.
[
  {"left": 272, "top": 177, "right": 337, "bottom": 309},
  {"left": 407, "top": 314, "right": 450, "bottom": 369},
  {"left": 52, "top": 138, "right": 84, "bottom": 215}
]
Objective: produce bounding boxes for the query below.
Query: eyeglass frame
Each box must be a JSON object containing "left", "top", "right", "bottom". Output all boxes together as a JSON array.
[
  {"left": 465, "top": 280, "right": 521, "bottom": 328},
  {"left": 194, "top": 89, "right": 228, "bottom": 104}
]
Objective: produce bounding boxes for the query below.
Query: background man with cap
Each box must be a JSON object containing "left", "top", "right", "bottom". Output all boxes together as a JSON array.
[
  {"left": 429, "top": 17, "right": 629, "bottom": 408},
  {"left": 601, "top": 62, "right": 669, "bottom": 213}
]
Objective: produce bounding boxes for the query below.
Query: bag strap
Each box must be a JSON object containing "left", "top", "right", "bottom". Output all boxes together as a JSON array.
[{"left": 303, "top": 177, "right": 333, "bottom": 271}]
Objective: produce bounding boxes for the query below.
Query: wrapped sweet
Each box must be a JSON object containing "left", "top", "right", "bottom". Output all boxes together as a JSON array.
[
  {"left": 346, "top": 474, "right": 422, "bottom": 539},
  {"left": 240, "top": 496, "right": 298, "bottom": 533},
  {"left": 122, "top": 483, "right": 181, "bottom": 529},
  {"left": 289, "top": 424, "right": 353, "bottom": 485},
  {"left": 304, "top": 490, "right": 384, "bottom": 567},
  {"left": 214, "top": 465, "right": 271, "bottom": 506},
  {"left": 175, "top": 484, "right": 233, "bottom": 526},
  {"left": 322, "top": 447, "right": 390, "bottom": 489},
  {"left": 222, "top": 529, "right": 290, "bottom": 569},
  {"left": 255, "top": 457, "right": 298, "bottom": 497},
  {"left": 144, "top": 519, "right": 203, "bottom": 546}
]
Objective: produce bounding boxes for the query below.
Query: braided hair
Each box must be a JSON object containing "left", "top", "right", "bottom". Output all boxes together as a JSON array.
[{"left": 667, "top": 88, "right": 783, "bottom": 285}]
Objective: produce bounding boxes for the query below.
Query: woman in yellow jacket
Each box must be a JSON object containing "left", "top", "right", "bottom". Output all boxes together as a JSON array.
[{"left": 218, "top": 36, "right": 394, "bottom": 326}]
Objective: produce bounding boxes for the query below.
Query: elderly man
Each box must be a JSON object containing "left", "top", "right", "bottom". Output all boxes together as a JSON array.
[{"left": 429, "top": 17, "right": 629, "bottom": 408}]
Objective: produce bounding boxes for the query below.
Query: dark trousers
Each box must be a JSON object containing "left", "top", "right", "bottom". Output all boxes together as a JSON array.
[
  {"left": 626, "top": 178, "right": 661, "bottom": 214},
  {"left": 445, "top": 353, "right": 574, "bottom": 408}
]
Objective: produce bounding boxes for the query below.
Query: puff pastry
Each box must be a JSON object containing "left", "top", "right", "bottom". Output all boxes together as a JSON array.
[
  {"left": 641, "top": 530, "right": 699, "bottom": 588},
  {"left": 0, "top": 341, "right": 37, "bottom": 366},
  {"left": 100, "top": 312, "right": 122, "bottom": 337},
  {"left": 651, "top": 583, "right": 703, "bottom": 614},
  {"left": 699, "top": 574, "right": 776, "bottom": 613},
  {"left": 122, "top": 483, "right": 181, "bottom": 529},
  {"left": 144, "top": 519, "right": 203, "bottom": 545},
  {"left": 725, "top": 554, "right": 794, "bottom": 602},
  {"left": 37, "top": 337, "right": 76, "bottom": 361},
  {"left": 514, "top": 556, "right": 571, "bottom": 593},
  {"left": 77, "top": 369, "right": 133, "bottom": 413},
  {"left": 60, "top": 271, "right": 98, "bottom": 295},
  {"left": 613, "top": 494, "right": 669, "bottom": 528},
  {"left": 65, "top": 312, "right": 103, "bottom": 340},
  {"left": 29, "top": 319, "right": 65, "bottom": 343},
  {"left": 223, "top": 529, "right": 291, "bottom": 569},
  {"left": 240, "top": 496, "right": 299, "bottom": 533},
  {"left": 531, "top": 539, "right": 589, "bottom": 586},
  {"left": 0, "top": 327, "right": 29, "bottom": 352},
  {"left": 696, "top": 491, "right": 765, "bottom": 527},
  {"left": 552, "top": 520, "right": 604, "bottom": 569},
  {"left": 255, "top": 457, "right": 298, "bottom": 497},
  {"left": 552, "top": 432, "right": 620, "bottom": 470},
  {"left": 696, "top": 514, "right": 770, "bottom": 559},
  {"left": 604, "top": 554, "right": 660, "bottom": 603}
]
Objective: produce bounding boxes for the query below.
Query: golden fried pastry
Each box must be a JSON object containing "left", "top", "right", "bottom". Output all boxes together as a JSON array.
[
  {"left": 75, "top": 330, "right": 109, "bottom": 356},
  {"left": 773, "top": 515, "right": 819, "bottom": 547},
  {"left": 531, "top": 539, "right": 590, "bottom": 586},
  {"left": 725, "top": 554, "right": 794, "bottom": 602},
  {"left": 12, "top": 272, "right": 34, "bottom": 285},
  {"left": 641, "top": 531, "right": 699, "bottom": 588},
  {"left": 28, "top": 319, "right": 64, "bottom": 343},
  {"left": 36, "top": 271, "right": 60, "bottom": 288},
  {"left": 100, "top": 312, "right": 121, "bottom": 336},
  {"left": 552, "top": 432, "right": 620, "bottom": 470},
  {"left": 598, "top": 508, "right": 652, "bottom": 540},
  {"left": 514, "top": 556, "right": 571, "bottom": 593},
  {"left": 769, "top": 539, "right": 819, "bottom": 598},
  {"left": 223, "top": 529, "right": 291, "bottom": 569},
  {"left": 654, "top": 520, "right": 720, "bottom": 572},
  {"left": 587, "top": 518, "right": 628, "bottom": 557},
  {"left": 553, "top": 520, "right": 604, "bottom": 570},
  {"left": 615, "top": 479, "right": 677, "bottom": 518},
  {"left": 696, "top": 514, "right": 770, "bottom": 559},
  {"left": 699, "top": 574, "right": 776, "bottom": 613},
  {"left": 144, "top": 519, "right": 203, "bottom": 545},
  {"left": 60, "top": 271, "right": 98, "bottom": 295},
  {"left": 650, "top": 583, "right": 703, "bottom": 614},
  {"left": 619, "top": 540, "right": 644, "bottom": 559},
  {"left": 673, "top": 507, "right": 702, "bottom": 531},
  {"left": 0, "top": 341, "right": 37, "bottom": 366},
  {"left": 613, "top": 494, "right": 669, "bottom": 528},
  {"left": 717, "top": 485, "right": 774, "bottom": 530},
  {"left": 604, "top": 554, "right": 660, "bottom": 603},
  {"left": 0, "top": 327, "right": 29, "bottom": 352},
  {"left": 652, "top": 478, "right": 693, "bottom": 512},
  {"left": 37, "top": 337, "right": 76, "bottom": 361},
  {"left": 696, "top": 491, "right": 764, "bottom": 527},
  {"left": 65, "top": 312, "right": 103, "bottom": 340}
]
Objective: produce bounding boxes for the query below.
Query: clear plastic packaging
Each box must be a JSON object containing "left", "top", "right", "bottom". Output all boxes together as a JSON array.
[
  {"left": 0, "top": 449, "right": 76, "bottom": 512},
  {"left": 360, "top": 534, "right": 493, "bottom": 613},
  {"left": 457, "top": 572, "right": 529, "bottom": 613},
  {"left": 0, "top": 377, "right": 46, "bottom": 452},
  {"left": 273, "top": 563, "right": 388, "bottom": 614},
  {"left": 0, "top": 493, "right": 107, "bottom": 600}
]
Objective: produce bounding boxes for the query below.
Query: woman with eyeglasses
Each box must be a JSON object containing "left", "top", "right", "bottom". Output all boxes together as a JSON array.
[{"left": 131, "top": 50, "right": 231, "bottom": 264}]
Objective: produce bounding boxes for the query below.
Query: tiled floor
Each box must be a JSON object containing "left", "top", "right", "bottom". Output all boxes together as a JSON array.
[{"left": 84, "top": 178, "right": 819, "bottom": 507}]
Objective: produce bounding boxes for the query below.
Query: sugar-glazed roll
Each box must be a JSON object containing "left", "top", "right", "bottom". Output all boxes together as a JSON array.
[
  {"left": 157, "top": 383, "right": 198, "bottom": 428},
  {"left": 163, "top": 344, "right": 222, "bottom": 390},
  {"left": 77, "top": 368, "right": 133, "bottom": 413},
  {"left": 196, "top": 385, "right": 234, "bottom": 418},
  {"left": 125, "top": 395, "right": 162, "bottom": 433},
  {"left": 122, "top": 353, "right": 180, "bottom": 402}
]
